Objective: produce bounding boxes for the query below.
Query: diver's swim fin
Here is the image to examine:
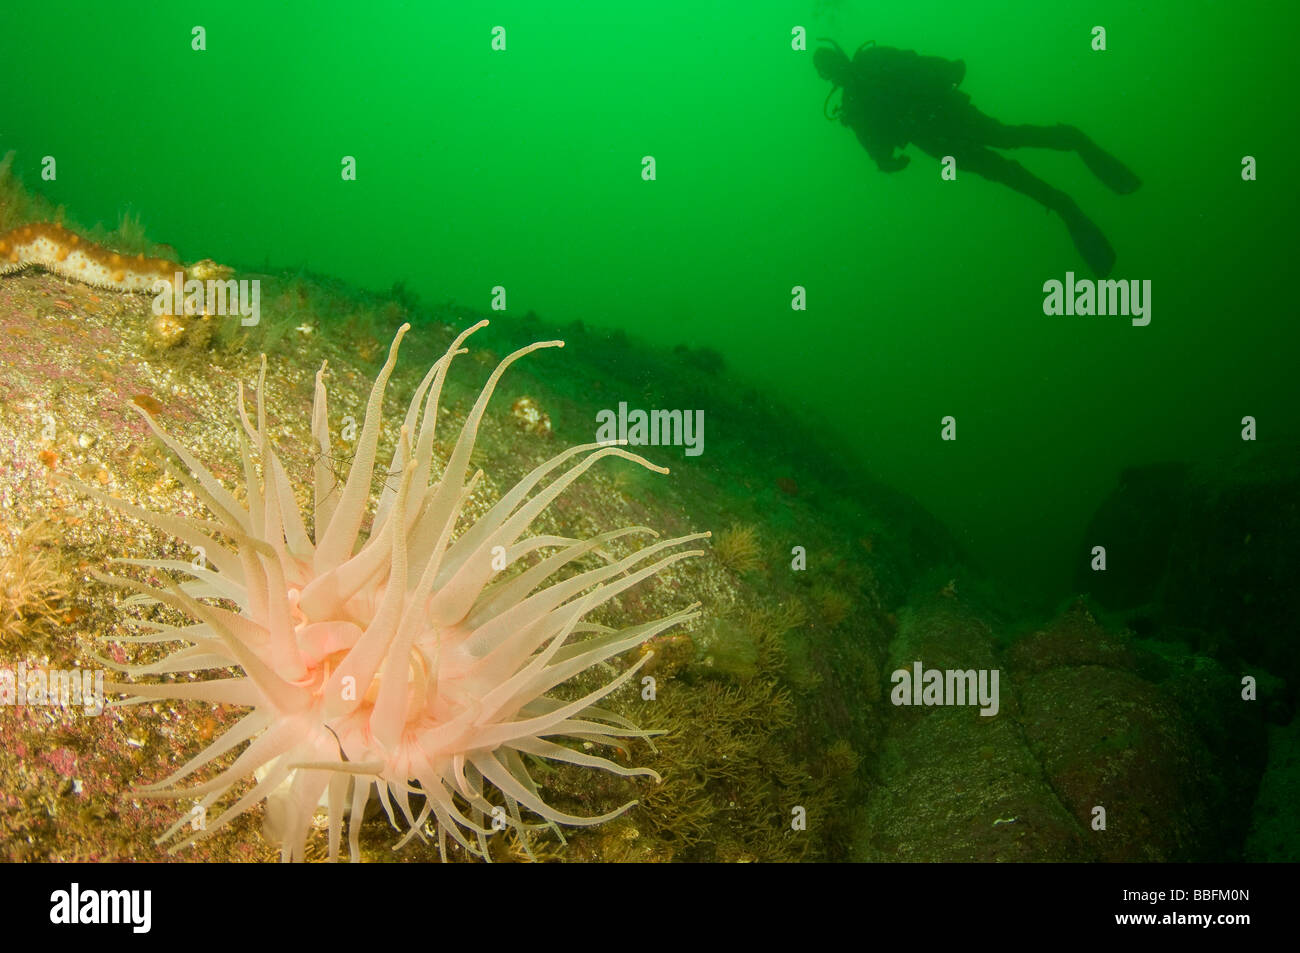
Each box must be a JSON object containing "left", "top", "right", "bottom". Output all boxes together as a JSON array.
[
  {"left": 1061, "top": 210, "right": 1116, "bottom": 278},
  {"left": 1077, "top": 137, "right": 1142, "bottom": 194}
]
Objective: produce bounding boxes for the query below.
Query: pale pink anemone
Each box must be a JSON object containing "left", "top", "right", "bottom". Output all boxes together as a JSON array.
[{"left": 86, "top": 320, "right": 706, "bottom": 861}]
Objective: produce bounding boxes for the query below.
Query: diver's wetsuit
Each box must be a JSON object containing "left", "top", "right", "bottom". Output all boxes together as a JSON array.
[{"left": 832, "top": 44, "right": 1140, "bottom": 277}]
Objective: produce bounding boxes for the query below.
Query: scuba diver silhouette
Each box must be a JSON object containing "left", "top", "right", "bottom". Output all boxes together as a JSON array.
[{"left": 814, "top": 40, "right": 1140, "bottom": 277}]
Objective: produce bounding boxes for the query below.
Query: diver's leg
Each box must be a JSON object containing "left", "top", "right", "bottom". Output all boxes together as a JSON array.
[
  {"left": 953, "top": 145, "right": 1117, "bottom": 277},
  {"left": 974, "top": 114, "right": 1142, "bottom": 194},
  {"left": 979, "top": 119, "right": 1080, "bottom": 150},
  {"left": 1070, "top": 129, "right": 1142, "bottom": 194}
]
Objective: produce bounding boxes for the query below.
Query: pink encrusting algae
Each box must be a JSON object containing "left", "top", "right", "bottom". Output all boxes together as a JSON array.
[{"left": 79, "top": 320, "right": 707, "bottom": 861}]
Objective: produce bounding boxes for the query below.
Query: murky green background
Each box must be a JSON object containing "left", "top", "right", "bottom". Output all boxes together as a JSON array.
[{"left": 5, "top": 0, "right": 1296, "bottom": 602}]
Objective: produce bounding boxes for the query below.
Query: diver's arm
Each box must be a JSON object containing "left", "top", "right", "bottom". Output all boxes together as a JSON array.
[
  {"left": 853, "top": 125, "right": 910, "bottom": 173},
  {"left": 876, "top": 152, "right": 910, "bottom": 173}
]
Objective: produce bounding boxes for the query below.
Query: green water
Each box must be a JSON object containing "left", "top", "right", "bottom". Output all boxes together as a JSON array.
[{"left": 5, "top": 0, "right": 1297, "bottom": 602}]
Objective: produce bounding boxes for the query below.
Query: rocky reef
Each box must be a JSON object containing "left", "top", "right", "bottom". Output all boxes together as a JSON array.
[
  {"left": 1, "top": 162, "right": 1285, "bottom": 861},
  {"left": 0, "top": 198, "right": 919, "bottom": 861}
]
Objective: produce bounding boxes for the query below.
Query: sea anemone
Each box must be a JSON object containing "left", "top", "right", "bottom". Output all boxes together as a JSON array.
[{"left": 82, "top": 320, "right": 707, "bottom": 861}]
